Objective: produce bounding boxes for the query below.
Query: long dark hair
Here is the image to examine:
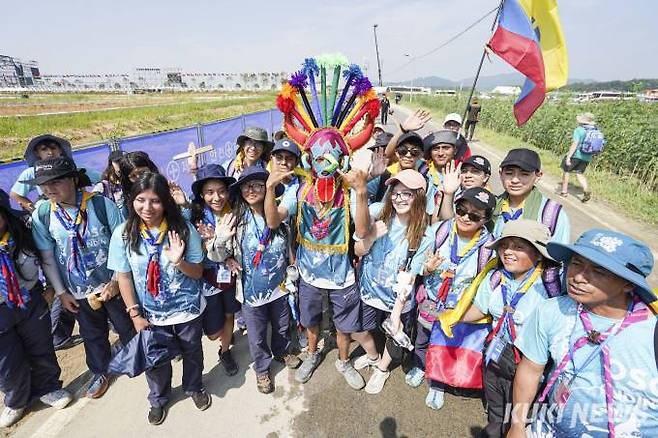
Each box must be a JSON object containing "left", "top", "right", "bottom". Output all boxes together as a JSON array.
[
  {"left": 118, "top": 151, "right": 159, "bottom": 199},
  {"left": 123, "top": 172, "right": 190, "bottom": 254},
  {"left": 190, "top": 178, "right": 231, "bottom": 225},
  {"left": 0, "top": 208, "right": 39, "bottom": 280},
  {"left": 101, "top": 150, "right": 123, "bottom": 185}
]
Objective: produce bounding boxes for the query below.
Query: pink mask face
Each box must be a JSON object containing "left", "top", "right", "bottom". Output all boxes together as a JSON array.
[{"left": 306, "top": 128, "right": 348, "bottom": 176}]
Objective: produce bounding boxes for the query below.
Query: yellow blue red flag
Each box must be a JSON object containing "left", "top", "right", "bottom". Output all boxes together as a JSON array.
[{"left": 488, "top": 0, "right": 568, "bottom": 125}]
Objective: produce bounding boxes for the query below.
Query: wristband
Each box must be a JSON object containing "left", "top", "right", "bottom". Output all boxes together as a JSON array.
[
  {"left": 125, "top": 304, "right": 140, "bottom": 313},
  {"left": 130, "top": 312, "right": 143, "bottom": 319}
]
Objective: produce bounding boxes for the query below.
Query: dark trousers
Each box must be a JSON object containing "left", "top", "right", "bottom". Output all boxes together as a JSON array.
[
  {"left": 75, "top": 294, "right": 134, "bottom": 375},
  {"left": 0, "top": 288, "right": 62, "bottom": 409},
  {"left": 145, "top": 316, "right": 204, "bottom": 408},
  {"left": 50, "top": 295, "right": 76, "bottom": 348},
  {"left": 381, "top": 110, "right": 388, "bottom": 125},
  {"left": 465, "top": 120, "right": 477, "bottom": 140},
  {"left": 483, "top": 345, "right": 517, "bottom": 438},
  {"left": 241, "top": 296, "right": 291, "bottom": 375},
  {"left": 413, "top": 321, "right": 441, "bottom": 389}
]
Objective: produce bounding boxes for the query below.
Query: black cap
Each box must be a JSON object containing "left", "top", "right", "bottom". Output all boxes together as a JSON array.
[
  {"left": 500, "top": 148, "right": 541, "bottom": 172},
  {"left": 369, "top": 132, "right": 393, "bottom": 150},
  {"left": 422, "top": 130, "right": 458, "bottom": 152},
  {"left": 459, "top": 187, "right": 496, "bottom": 211},
  {"left": 462, "top": 155, "right": 491, "bottom": 174},
  {"left": 20, "top": 157, "right": 83, "bottom": 186},
  {"left": 396, "top": 132, "right": 424, "bottom": 151},
  {"left": 271, "top": 138, "right": 301, "bottom": 159}
]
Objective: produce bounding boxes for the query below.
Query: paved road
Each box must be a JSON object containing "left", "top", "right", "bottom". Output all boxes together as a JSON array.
[{"left": 6, "top": 105, "right": 657, "bottom": 438}]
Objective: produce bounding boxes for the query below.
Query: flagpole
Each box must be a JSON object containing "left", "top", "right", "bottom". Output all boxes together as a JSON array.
[{"left": 461, "top": 0, "right": 505, "bottom": 124}]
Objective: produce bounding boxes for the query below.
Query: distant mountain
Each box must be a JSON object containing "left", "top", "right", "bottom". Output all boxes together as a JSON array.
[
  {"left": 565, "top": 79, "right": 658, "bottom": 92},
  {"left": 387, "top": 73, "right": 597, "bottom": 91}
]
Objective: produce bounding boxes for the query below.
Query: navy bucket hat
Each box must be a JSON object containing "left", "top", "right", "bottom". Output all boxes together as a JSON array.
[
  {"left": 24, "top": 134, "right": 73, "bottom": 167},
  {"left": 191, "top": 164, "right": 236, "bottom": 201},
  {"left": 229, "top": 165, "right": 284, "bottom": 200},
  {"left": 547, "top": 229, "right": 656, "bottom": 306}
]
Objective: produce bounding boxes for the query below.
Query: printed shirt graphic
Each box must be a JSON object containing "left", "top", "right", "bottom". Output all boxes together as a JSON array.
[
  {"left": 473, "top": 269, "right": 549, "bottom": 342},
  {"left": 359, "top": 213, "right": 431, "bottom": 313},
  {"left": 182, "top": 206, "right": 225, "bottom": 298},
  {"left": 238, "top": 213, "right": 288, "bottom": 307},
  {"left": 107, "top": 222, "right": 205, "bottom": 326},
  {"left": 515, "top": 296, "right": 658, "bottom": 437},
  {"left": 492, "top": 195, "right": 571, "bottom": 245},
  {"left": 413, "top": 222, "right": 491, "bottom": 307},
  {"left": 31, "top": 195, "right": 122, "bottom": 299},
  {"left": 573, "top": 126, "right": 594, "bottom": 162}
]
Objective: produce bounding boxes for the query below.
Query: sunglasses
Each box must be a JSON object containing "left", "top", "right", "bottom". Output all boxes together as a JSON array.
[
  {"left": 455, "top": 205, "right": 485, "bottom": 222},
  {"left": 396, "top": 146, "right": 422, "bottom": 158}
]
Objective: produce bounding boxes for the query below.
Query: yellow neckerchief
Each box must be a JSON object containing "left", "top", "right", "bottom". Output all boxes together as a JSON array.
[
  {"left": 500, "top": 262, "right": 543, "bottom": 304},
  {"left": 387, "top": 162, "right": 401, "bottom": 175},
  {"left": 449, "top": 221, "right": 482, "bottom": 258},
  {"left": 500, "top": 197, "right": 525, "bottom": 214},
  {"left": 51, "top": 191, "right": 94, "bottom": 226},
  {"left": 427, "top": 161, "right": 443, "bottom": 187},
  {"left": 0, "top": 231, "right": 10, "bottom": 249},
  {"left": 139, "top": 218, "right": 168, "bottom": 245}
]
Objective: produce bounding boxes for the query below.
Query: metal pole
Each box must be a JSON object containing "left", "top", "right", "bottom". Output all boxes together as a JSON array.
[{"left": 373, "top": 24, "right": 383, "bottom": 86}]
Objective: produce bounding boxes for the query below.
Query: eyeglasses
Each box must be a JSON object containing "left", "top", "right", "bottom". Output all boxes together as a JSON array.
[
  {"left": 241, "top": 182, "right": 265, "bottom": 193},
  {"left": 390, "top": 191, "right": 414, "bottom": 202},
  {"left": 396, "top": 147, "right": 422, "bottom": 158},
  {"left": 455, "top": 205, "right": 485, "bottom": 222}
]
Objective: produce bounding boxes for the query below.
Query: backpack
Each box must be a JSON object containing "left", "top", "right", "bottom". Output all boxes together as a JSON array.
[
  {"left": 37, "top": 193, "right": 109, "bottom": 234},
  {"left": 579, "top": 125, "right": 606, "bottom": 154}
]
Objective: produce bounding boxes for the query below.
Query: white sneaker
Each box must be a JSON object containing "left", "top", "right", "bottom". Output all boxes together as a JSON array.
[
  {"left": 0, "top": 406, "right": 25, "bottom": 428},
  {"left": 352, "top": 354, "right": 380, "bottom": 370},
  {"left": 40, "top": 389, "right": 73, "bottom": 409},
  {"left": 365, "top": 367, "right": 390, "bottom": 394}
]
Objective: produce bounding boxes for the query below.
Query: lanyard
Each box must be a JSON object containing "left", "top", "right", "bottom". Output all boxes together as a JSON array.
[{"left": 250, "top": 211, "right": 270, "bottom": 268}]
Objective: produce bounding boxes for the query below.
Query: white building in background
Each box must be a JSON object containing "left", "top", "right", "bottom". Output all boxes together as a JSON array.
[
  {"left": 491, "top": 86, "right": 521, "bottom": 96},
  {"left": 0, "top": 55, "right": 42, "bottom": 90}
]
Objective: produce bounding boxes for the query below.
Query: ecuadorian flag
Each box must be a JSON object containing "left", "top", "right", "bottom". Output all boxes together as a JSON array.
[{"left": 488, "top": 0, "right": 568, "bottom": 125}]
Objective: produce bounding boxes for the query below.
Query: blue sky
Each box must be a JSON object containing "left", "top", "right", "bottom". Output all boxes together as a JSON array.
[{"left": 2, "top": 0, "right": 656, "bottom": 82}]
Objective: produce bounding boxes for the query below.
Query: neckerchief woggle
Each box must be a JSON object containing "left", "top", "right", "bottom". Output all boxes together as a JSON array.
[
  {"left": 486, "top": 263, "right": 543, "bottom": 364},
  {"left": 500, "top": 198, "right": 524, "bottom": 222},
  {"left": 52, "top": 191, "right": 93, "bottom": 282},
  {"left": 250, "top": 211, "right": 270, "bottom": 268},
  {"left": 436, "top": 221, "right": 486, "bottom": 303},
  {"left": 140, "top": 219, "right": 168, "bottom": 298},
  {"left": 537, "top": 296, "right": 649, "bottom": 438},
  {"left": 0, "top": 232, "right": 30, "bottom": 309}
]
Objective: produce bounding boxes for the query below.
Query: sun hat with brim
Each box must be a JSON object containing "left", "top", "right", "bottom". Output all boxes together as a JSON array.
[
  {"left": 576, "top": 112, "right": 596, "bottom": 125},
  {"left": 487, "top": 219, "right": 554, "bottom": 261},
  {"left": 423, "top": 130, "right": 458, "bottom": 152},
  {"left": 546, "top": 229, "right": 655, "bottom": 304},
  {"left": 0, "top": 189, "right": 27, "bottom": 219},
  {"left": 24, "top": 134, "right": 73, "bottom": 167},
  {"left": 191, "top": 164, "right": 236, "bottom": 201},
  {"left": 369, "top": 132, "right": 393, "bottom": 150},
  {"left": 385, "top": 169, "right": 427, "bottom": 191},
  {"left": 229, "top": 165, "right": 284, "bottom": 199},
  {"left": 20, "top": 157, "right": 83, "bottom": 186},
  {"left": 236, "top": 127, "right": 274, "bottom": 153}
]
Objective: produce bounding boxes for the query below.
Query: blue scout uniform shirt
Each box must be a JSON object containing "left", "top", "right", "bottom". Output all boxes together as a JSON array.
[
  {"left": 107, "top": 222, "right": 205, "bottom": 326},
  {"left": 492, "top": 195, "right": 571, "bottom": 245},
  {"left": 238, "top": 212, "right": 288, "bottom": 307},
  {"left": 12, "top": 166, "right": 102, "bottom": 198},
  {"left": 516, "top": 295, "right": 658, "bottom": 437},
  {"left": 31, "top": 194, "right": 122, "bottom": 299},
  {"left": 473, "top": 269, "right": 549, "bottom": 342},
  {"left": 412, "top": 220, "right": 493, "bottom": 308},
  {"left": 359, "top": 210, "right": 432, "bottom": 313}
]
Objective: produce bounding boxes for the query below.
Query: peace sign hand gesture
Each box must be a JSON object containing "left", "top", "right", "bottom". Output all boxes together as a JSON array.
[{"left": 423, "top": 249, "right": 444, "bottom": 274}]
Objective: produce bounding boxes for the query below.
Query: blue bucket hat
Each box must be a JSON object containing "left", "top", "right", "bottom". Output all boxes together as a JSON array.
[
  {"left": 271, "top": 138, "right": 301, "bottom": 160},
  {"left": 229, "top": 165, "right": 284, "bottom": 199},
  {"left": 24, "top": 134, "right": 73, "bottom": 167},
  {"left": 547, "top": 229, "right": 655, "bottom": 305},
  {"left": 191, "top": 164, "right": 236, "bottom": 201}
]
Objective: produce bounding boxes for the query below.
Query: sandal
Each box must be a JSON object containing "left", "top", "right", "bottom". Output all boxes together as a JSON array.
[
  {"left": 559, "top": 191, "right": 568, "bottom": 197},
  {"left": 582, "top": 191, "right": 592, "bottom": 203}
]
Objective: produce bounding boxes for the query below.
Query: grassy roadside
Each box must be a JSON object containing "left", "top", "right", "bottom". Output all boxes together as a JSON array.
[
  {"left": 402, "top": 102, "right": 658, "bottom": 226},
  {"left": 1, "top": 92, "right": 276, "bottom": 161}
]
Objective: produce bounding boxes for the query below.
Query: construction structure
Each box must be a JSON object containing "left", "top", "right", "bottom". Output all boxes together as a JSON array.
[{"left": 0, "top": 55, "right": 42, "bottom": 89}]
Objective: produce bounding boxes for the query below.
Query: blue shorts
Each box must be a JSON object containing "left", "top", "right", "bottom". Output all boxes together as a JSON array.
[
  {"left": 360, "top": 303, "right": 414, "bottom": 333},
  {"left": 299, "top": 279, "right": 365, "bottom": 334},
  {"left": 202, "top": 287, "right": 241, "bottom": 336}
]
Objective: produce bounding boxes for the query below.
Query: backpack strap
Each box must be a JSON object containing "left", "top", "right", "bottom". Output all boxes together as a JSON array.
[
  {"left": 37, "top": 200, "right": 52, "bottom": 232},
  {"left": 540, "top": 199, "right": 563, "bottom": 236},
  {"left": 477, "top": 233, "right": 495, "bottom": 274},
  {"left": 654, "top": 319, "right": 658, "bottom": 371},
  {"left": 90, "top": 194, "right": 109, "bottom": 231},
  {"left": 541, "top": 265, "right": 562, "bottom": 298},
  {"left": 226, "top": 159, "right": 236, "bottom": 177},
  {"left": 417, "top": 161, "right": 429, "bottom": 177},
  {"left": 489, "top": 269, "right": 503, "bottom": 291},
  {"left": 433, "top": 219, "right": 452, "bottom": 251}
]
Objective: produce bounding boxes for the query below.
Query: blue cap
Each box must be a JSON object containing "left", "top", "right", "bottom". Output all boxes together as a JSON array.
[
  {"left": 229, "top": 164, "right": 285, "bottom": 199},
  {"left": 191, "top": 164, "right": 236, "bottom": 201},
  {"left": 271, "top": 139, "right": 301, "bottom": 159},
  {"left": 547, "top": 229, "right": 655, "bottom": 304}
]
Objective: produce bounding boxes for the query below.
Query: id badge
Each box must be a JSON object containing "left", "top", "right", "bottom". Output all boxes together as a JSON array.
[
  {"left": 216, "top": 263, "right": 231, "bottom": 284},
  {"left": 554, "top": 379, "right": 572, "bottom": 408},
  {"left": 485, "top": 334, "right": 507, "bottom": 365}
]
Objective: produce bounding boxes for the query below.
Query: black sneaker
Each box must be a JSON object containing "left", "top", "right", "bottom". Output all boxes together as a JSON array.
[
  {"left": 148, "top": 406, "right": 166, "bottom": 425},
  {"left": 218, "top": 349, "right": 239, "bottom": 376},
  {"left": 54, "top": 335, "right": 83, "bottom": 351},
  {"left": 191, "top": 389, "right": 211, "bottom": 411}
]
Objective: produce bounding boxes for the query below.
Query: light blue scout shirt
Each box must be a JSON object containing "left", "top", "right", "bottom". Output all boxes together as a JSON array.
[
  {"left": 238, "top": 212, "right": 288, "bottom": 307},
  {"left": 573, "top": 125, "right": 594, "bottom": 162},
  {"left": 473, "top": 268, "right": 549, "bottom": 342},
  {"left": 359, "top": 207, "right": 432, "bottom": 313},
  {"left": 107, "top": 222, "right": 205, "bottom": 326},
  {"left": 31, "top": 193, "right": 123, "bottom": 299},
  {"left": 516, "top": 295, "right": 658, "bottom": 437},
  {"left": 12, "top": 167, "right": 102, "bottom": 198},
  {"left": 412, "top": 220, "right": 493, "bottom": 308},
  {"left": 492, "top": 196, "right": 571, "bottom": 245}
]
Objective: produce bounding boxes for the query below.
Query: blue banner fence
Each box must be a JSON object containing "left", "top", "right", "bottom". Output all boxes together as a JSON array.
[{"left": 0, "top": 108, "right": 283, "bottom": 209}]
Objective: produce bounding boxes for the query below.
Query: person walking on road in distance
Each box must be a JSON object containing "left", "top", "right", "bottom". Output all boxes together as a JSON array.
[
  {"left": 0, "top": 190, "right": 73, "bottom": 428},
  {"left": 560, "top": 112, "right": 599, "bottom": 203},
  {"left": 380, "top": 94, "right": 391, "bottom": 125},
  {"left": 465, "top": 97, "right": 481, "bottom": 141},
  {"left": 108, "top": 172, "right": 210, "bottom": 425},
  {"left": 442, "top": 113, "right": 472, "bottom": 162}
]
